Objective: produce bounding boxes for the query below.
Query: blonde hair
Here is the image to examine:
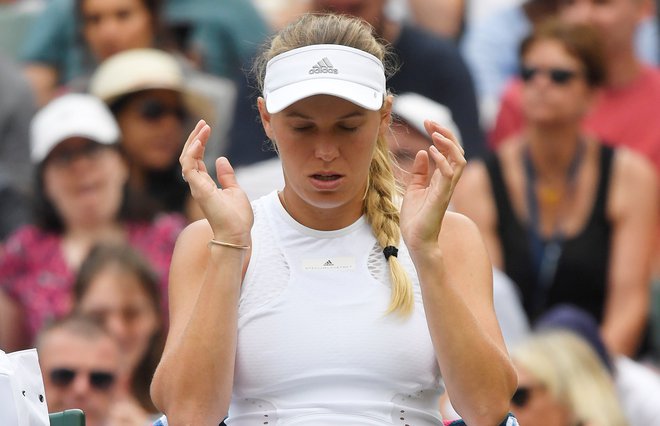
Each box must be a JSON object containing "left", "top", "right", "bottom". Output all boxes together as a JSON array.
[
  {"left": 255, "top": 13, "right": 414, "bottom": 315},
  {"left": 512, "top": 331, "right": 628, "bottom": 426}
]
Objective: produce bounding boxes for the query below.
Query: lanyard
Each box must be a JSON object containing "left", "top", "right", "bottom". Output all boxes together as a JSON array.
[{"left": 523, "top": 140, "right": 585, "bottom": 315}]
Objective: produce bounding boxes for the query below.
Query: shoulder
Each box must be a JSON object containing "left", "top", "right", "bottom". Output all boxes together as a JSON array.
[
  {"left": 439, "top": 212, "right": 484, "bottom": 249},
  {"left": 607, "top": 145, "right": 659, "bottom": 219},
  {"left": 611, "top": 146, "right": 658, "bottom": 190}
]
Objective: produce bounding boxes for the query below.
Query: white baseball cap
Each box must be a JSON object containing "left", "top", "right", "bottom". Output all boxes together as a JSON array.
[
  {"left": 391, "top": 92, "right": 462, "bottom": 146},
  {"left": 263, "top": 44, "right": 386, "bottom": 113},
  {"left": 30, "top": 93, "right": 120, "bottom": 163}
]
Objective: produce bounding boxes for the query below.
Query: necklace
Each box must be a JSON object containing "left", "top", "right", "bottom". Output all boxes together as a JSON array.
[{"left": 523, "top": 138, "right": 586, "bottom": 315}]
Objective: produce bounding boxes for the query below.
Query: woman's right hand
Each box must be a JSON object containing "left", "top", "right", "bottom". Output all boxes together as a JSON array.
[{"left": 180, "top": 120, "right": 253, "bottom": 244}]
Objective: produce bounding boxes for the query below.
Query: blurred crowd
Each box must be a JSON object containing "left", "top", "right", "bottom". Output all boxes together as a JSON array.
[{"left": 0, "top": 0, "right": 659, "bottom": 425}]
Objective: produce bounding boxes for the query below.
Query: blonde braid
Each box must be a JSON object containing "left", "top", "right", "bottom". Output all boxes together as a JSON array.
[{"left": 364, "top": 135, "right": 413, "bottom": 315}]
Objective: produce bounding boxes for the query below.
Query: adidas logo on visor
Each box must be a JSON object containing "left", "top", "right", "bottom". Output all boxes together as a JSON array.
[{"left": 309, "top": 57, "right": 338, "bottom": 74}]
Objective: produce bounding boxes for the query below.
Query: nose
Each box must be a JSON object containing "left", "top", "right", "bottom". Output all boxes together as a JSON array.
[
  {"left": 105, "top": 312, "right": 128, "bottom": 341},
  {"left": 98, "top": 17, "right": 121, "bottom": 43},
  {"left": 314, "top": 136, "right": 340, "bottom": 162},
  {"left": 70, "top": 372, "right": 91, "bottom": 395}
]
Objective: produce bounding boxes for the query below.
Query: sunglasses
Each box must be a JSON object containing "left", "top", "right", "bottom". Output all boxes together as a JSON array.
[
  {"left": 511, "top": 384, "right": 546, "bottom": 408},
  {"left": 137, "top": 98, "right": 186, "bottom": 122},
  {"left": 49, "top": 368, "right": 116, "bottom": 391},
  {"left": 520, "top": 66, "right": 580, "bottom": 85}
]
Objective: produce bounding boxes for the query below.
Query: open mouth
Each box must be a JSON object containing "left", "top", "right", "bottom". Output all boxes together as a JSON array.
[{"left": 312, "top": 174, "right": 341, "bottom": 181}]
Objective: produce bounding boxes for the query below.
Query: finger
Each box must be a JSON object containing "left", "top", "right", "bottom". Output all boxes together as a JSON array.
[
  {"left": 431, "top": 131, "right": 466, "bottom": 168},
  {"left": 181, "top": 139, "right": 210, "bottom": 185},
  {"left": 215, "top": 156, "right": 241, "bottom": 190},
  {"left": 181, "top": 126, "right": 210, "bottom": 174},
  {"left": 181, "top": 120, "right": 207, "bottom": 155},
  {"left": 424, "top": 119, "right": 464, "bottom": 155},
  {"left": 429, "top": 145, "right": 455, "bottom": 178},
  {"left": 429, "top": 144, "right": 465, "bottom": 188},
  {"left": 407, "top": 150, "right": 431, "bottom": 190},
  {"left": 180, "top": 121, "right": 210, "bottom": 164}
]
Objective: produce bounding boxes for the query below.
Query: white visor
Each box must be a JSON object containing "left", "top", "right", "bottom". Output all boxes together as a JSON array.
[{"left": 263, "top": 44, "right": 386, "bottom": 113}]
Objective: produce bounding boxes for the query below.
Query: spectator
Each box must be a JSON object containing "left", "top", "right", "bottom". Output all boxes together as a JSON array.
[
  {"left": 89, "top": 48, "right": 214, "bottom": 221},
  {"left": 490, "top": 0, "right": 660, "bottom": 175},
  {"left": 74, "top": 243, "right": 165, "bottom": 425},
  {"left": 453, "top": 20, "right": 659, "bottom": 356},
  {"left": 536, "top": 304, "right": 660, "bottom": 426},
  {"left": 510, "top": 330, "right": 628, "bottom": 426},
  {"left": 460, "top": 0, "right": 560, "bottom": 129},
  {"left": 36, "top": 315, "right": 121, "bottom": 426},
  {"left": 0, "top": 93, "right": 183, "bottom": 350}
]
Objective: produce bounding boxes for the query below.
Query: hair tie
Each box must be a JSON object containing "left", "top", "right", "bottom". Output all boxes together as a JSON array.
[{"left": 383, "top": 246, "right": 398, "bottom": 261}]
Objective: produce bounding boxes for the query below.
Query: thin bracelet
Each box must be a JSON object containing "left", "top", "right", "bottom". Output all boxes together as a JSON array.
[{"left": 207, "top": 239, "right": 250, "bottom": 250}]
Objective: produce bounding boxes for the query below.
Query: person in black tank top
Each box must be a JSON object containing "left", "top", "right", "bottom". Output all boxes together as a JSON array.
[{"left": 453, "top": 20, "right": 659, "bottom": 358}]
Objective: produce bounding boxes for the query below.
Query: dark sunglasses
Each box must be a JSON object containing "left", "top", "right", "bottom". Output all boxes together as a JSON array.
[
  {"left": 138, "top": 98, "right": 186, "bottom": 122},
  {"left": 520, "top": 65, "right": 580, "bottom": 85},
  {"left": 511, "top": 386, "right": 539, "bottom": 407},
  {"left": 49, "top": 368, "right": 116, "bottom": 391}
]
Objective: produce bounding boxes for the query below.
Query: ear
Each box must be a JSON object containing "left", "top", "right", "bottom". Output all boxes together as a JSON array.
[
  {"left": 379, "top": 95, "right": 393, "bottom": 137},
  {"left": 257, "top": 97, "right": 274, "bottom": 140}
]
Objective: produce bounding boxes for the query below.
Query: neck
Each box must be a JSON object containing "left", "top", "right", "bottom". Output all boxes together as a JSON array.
[
  {"left": 64, "top": 222, "right": 125, "bottom": 243},
  {"left": 525, "top": 126, "right": 583, "bottom": 182},
  {"left": 129, "top": 163, "right": 146, "bottom": 189},
  {"left": 279, "top": 188, "right": 364, "bottom": 231}
]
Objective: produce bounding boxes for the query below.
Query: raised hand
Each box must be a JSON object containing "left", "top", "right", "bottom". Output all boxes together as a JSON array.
[
  {"left": 180, "top": 120, "right": 253, "bottom": 244},
  {"left": 399, "top": 120, "right": 466, "bottom": 254}
]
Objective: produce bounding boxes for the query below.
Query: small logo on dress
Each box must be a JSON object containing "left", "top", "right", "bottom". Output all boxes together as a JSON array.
[
  {"left": 302, "top": 257, "right": 355, "bottom": 271},
  {"left": 309, "top": 57, "right": 339, "bottom": 74}
]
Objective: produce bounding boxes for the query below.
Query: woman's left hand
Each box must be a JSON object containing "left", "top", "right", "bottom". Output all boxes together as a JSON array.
[{"left": 400, "top": 120, "right": 466, "bottom": 255}]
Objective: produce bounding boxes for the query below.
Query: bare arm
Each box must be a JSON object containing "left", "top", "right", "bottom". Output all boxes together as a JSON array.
[
  {"left": 400, "top": 122, "right": 516, "bottom": 425},
  {"left": 150, "top": 121, "right": 253, "bottom": 424},
  {"left": 602, "top": 149, "right": 659, "bottom": 356}
]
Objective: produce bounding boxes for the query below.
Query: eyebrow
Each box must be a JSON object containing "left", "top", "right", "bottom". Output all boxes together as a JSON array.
[{"left": 283, "top": 111, "right": 366, "bottom": 120}]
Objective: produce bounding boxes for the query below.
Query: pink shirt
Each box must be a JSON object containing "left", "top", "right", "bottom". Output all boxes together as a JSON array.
[
  {"left": 490, "top": 66, "right": 660, "bottom": 172},
  {"left": 0, "top": 214, "right": 185, "bottom": 343}
]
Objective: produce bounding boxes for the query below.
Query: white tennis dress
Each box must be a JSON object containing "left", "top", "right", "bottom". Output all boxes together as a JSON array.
[{"left": 226, "top": 191, "right": 442, "bottom": 425}]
